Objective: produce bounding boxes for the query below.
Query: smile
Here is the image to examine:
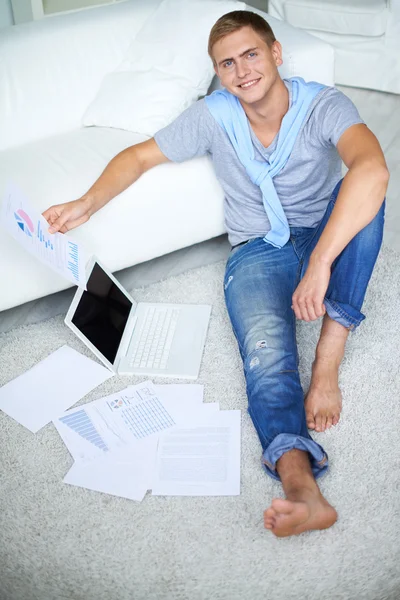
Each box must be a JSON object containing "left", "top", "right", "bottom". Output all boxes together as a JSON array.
[{"left": 238, "top": 78, "right": 260, "bottom": 89}]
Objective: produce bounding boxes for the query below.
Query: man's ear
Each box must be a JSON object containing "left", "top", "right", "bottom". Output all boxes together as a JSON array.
[{"left": 271, "top": 40, "right": 283, "bottom": 67}]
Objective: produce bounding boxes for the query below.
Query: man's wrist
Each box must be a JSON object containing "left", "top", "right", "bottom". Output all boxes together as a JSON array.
[
  {"left": 80, "top": 194, "right": 97, "bottom": 216},
  {"left": 309, "top": 250, "right": 334, "bottom": 268}
]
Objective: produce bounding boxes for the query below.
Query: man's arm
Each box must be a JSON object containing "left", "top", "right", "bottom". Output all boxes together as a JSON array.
[
  {"left": 43, "top": 138, "right": 169, "bottom": 234},
  {"left": 292, "top": 124, "right": 389, "bottom": 322}
]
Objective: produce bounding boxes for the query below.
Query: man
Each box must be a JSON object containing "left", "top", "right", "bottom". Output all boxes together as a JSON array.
[{"left": 43, "top": 11, "right": 389, "bottom": 537}]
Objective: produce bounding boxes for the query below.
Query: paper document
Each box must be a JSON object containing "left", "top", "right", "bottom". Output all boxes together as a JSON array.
[
  {"left": 54, "top": 381, "right": 177, "bottom": 462},
  {"left": 153, "top": 384, "right": 204, "bottom": 406},
  {"left": 0, "top": 345, "right": 113, "bottom": 433},
  {"left": 55, "top": 382, "right": 236, "bottom": 501},
  {"left": 152, "top": 410, "right": 241, "bottom": 496},
  {"left": 63, "top": 437, "right": 158, "bottom": 502},
  {"left": 1, "top": 182, "right": 87, "bottom": 288}
]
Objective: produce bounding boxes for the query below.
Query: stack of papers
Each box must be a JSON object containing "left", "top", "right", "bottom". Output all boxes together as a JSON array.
[{"left": 54, "top": 380, "right": 241, "bottom": 501}]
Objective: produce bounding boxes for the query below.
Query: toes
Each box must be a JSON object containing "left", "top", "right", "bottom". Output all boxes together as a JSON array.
[
  {"left": 326, "top": 415, "right": 333, "bottom": 430},
  {"left": 306, "top": 411, "right": 316, "bottom": 430},
  {"left": 332, "top": 413, "right": 340, "bottom": 426},
  {"left": 315, "top": 413, "right": 324, "bottom": 432},
  {"left": 320, "top": 416, "right": 328, "bottom": 432},
  {"left": 264, "top": 508, "right": 277, "bottom": 530}
]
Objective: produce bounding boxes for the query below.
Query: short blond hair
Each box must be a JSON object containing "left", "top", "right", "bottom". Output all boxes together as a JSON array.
[{"left": 208, "top": 10, "right": 276, "bottom": 63}]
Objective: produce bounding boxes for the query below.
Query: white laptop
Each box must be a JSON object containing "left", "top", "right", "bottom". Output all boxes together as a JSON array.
[{"left": 65, "top": 257, "right": 211, "bottom": 379}]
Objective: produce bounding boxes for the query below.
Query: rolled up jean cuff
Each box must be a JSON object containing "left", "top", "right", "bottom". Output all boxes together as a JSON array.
[
  {"left": 324, "top": 298, "right": 365, "bottom": 331},
  {"left": 261, "top": 433, "right": 329, "bottom": 482}
]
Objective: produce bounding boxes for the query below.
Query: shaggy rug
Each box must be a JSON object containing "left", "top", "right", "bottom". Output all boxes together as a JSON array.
[{"left": 1, "top": 245, "right": 400, "bottom": 600}]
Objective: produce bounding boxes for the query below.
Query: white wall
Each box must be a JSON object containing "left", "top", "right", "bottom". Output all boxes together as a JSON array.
[{"left": 0, "top": 0, "right": 14, "bottom": 28}]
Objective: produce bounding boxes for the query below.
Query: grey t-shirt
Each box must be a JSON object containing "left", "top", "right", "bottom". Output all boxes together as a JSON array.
[{"left": 154, "top": 79, "right": 364, "bottom": 246}]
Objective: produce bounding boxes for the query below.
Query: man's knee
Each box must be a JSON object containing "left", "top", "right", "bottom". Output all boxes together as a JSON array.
[{"left": 243, "top": 343, "right": 297, "bottom": 375}]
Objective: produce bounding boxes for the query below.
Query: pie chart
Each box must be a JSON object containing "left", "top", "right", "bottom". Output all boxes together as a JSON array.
[{"left": 14, "top": 209, "right": 35, "bottom": 237}]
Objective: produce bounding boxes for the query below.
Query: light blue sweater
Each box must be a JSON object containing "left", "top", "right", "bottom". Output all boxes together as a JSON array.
[{"left": 205, "top": 77, "right": 325, "bottom": 248}]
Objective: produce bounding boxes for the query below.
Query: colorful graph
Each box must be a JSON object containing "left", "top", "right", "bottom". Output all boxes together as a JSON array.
[
  {"left": 67, "top": 240, "right": 79, "bottom": 282},
  {"left": 60, "top": 409, "right": 108, "bottom": 452},
  {"left": 37, "top": 220, "right": 54, "bottom": 250},
  {"left": 14, "top": 209, "right": 34, "bottom": 238}
]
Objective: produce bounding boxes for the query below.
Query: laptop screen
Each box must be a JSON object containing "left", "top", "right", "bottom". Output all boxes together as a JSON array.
[{"left": 71, "top": 262, "right": 132, "bottom": 364}]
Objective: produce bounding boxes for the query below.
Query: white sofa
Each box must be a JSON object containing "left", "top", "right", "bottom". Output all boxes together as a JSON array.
[
  {"left": 269, "top": 0, "right": 400, "bottom": 94},
  {"left": 0, "top": 0, "right": 334, "bottom": 312}
]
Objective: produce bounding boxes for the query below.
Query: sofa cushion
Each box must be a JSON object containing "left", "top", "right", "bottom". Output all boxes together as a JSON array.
[
  {"left": 0, "top": 127, "right": 224, "bottom": 311},
  {"left": 0, "top": 0, "right": 163, "bottom": 151},
  {"left": 282, "top": 0, "right": 389, "bottom": 37},
  {"left": 82, "top": 0, "right": 245, "bottom": 136}
]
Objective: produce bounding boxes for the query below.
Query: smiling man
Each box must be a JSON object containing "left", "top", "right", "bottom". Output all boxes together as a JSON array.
[{"left": 43, "top": 11, "right": 389, "bottom": 537}]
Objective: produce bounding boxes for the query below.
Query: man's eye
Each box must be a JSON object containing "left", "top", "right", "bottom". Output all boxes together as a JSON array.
[
  {"left": 248, "top": 52, "right": 256, "bottom": 58},
  {"left": 224, "top": 61, "right": 233, "bottom": 68}
]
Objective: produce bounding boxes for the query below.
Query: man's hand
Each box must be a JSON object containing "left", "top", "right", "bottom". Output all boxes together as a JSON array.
[
  {"left": 42, "top": 197, "right": 93, "bottom": 234},
  {"left": 292, "top": 260, "right": 331, "bottom": 321}
]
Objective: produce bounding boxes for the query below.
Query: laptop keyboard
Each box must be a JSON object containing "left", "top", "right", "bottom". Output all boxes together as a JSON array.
[{"left": 128, "top": 306, "right": 180, "bottom": 370}]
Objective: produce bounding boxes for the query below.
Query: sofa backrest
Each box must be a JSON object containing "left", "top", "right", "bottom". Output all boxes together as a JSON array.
[
  {"left": 0, "top": 0, "right": 161, "bottom": 151},
  {"left": 0, "top": 0, "right": 334, "bottom": 152}
]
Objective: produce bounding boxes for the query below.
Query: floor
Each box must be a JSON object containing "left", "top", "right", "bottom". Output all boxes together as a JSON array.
[{"left": 0, "top": 84, "right": 399, "bottom": 335}]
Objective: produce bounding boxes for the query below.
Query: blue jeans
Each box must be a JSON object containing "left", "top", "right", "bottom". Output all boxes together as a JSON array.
[{"left": 224, "top": 179, "right": 385, "bottom": 481}]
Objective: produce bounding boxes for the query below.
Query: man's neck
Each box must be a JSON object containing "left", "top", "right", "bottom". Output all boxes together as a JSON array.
[{"left": 240, "top": 77, "right": 289, "bottom": 132}]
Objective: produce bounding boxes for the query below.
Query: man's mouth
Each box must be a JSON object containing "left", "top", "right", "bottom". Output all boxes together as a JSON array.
[{"left": 238, "top": 78, "right": 260, "bottom": 89}]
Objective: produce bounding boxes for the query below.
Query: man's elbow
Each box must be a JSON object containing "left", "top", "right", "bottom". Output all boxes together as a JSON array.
[{"left": 352, "top": 158, "right": 390, "bottom": 188}]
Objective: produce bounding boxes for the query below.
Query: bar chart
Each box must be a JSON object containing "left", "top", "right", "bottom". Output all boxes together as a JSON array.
[
  {"left": 37, "top": 220, "right": 54, "bottom": 250},
  {"left": 60, "top": 409, "right": 109, "bottom": 452},
  {"left": 67, "top": 241, "right": 80, "bottom": 283}
]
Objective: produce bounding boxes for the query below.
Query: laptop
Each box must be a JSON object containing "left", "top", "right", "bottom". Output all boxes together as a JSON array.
[{"left": 65, "top": 257, "right": 211, "bottom": 379}]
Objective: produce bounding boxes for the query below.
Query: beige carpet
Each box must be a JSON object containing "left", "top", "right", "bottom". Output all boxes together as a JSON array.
[{"left": 1, "top": 245, "right": 400, "bottom": 600}]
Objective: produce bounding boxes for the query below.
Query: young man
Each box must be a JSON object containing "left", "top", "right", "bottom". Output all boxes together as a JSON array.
[{"left": 43, "top": 11, "right": 389, "bottom": 537}]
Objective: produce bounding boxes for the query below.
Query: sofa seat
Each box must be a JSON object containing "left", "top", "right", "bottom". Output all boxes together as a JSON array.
[
  {"left": 283, "top": 0, "right": 389, "bottom": 37},
  {"left": 0, "top": 127, "right": 225, "bottom": 311}
]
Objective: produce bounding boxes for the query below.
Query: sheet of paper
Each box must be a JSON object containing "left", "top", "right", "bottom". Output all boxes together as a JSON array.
[
  {"left": 63, "top": 437, "right": 158, "bottom": 502},
  {"left": 151, "top": 410, "right": 241, "bottom": 497},
  {"left": 1, "top": 182, "right": 87, "bottom": 288},
  {"left": 0, "top": 345, "right": 113, "bottom": 433},
  {"left": 54, "top": 381, "right": 177, "bottom": 462},
  {"left": 153, "top": 386, "right": 219, "bottom": 427},
  {"left": 153, "top": 384, "right": 204, "bottom": 405}
]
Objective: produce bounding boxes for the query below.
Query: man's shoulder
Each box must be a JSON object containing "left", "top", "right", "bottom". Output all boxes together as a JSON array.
[{"left": 311, "top": 85, "right": 355, "bottom": 114}]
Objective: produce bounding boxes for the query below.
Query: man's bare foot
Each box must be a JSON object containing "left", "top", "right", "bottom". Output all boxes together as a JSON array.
[
  {"left": 264, "top": 491, "right": 337, "bottom": 537},
  {"left": 305, "top": 359, "right": 342, "bottom": 432},
  {"left": 306, "top": 314, "right": 349, "bottom": 432}
]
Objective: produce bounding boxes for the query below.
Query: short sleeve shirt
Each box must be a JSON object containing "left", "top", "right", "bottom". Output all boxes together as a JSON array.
[{"left": 154, "top": 79, "right": 365, "bottom": 246}]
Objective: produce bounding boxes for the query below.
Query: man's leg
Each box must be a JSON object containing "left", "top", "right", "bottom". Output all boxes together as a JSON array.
[
  {"left": 306, "top": 315, "right": 348, "bottom": 431},
  {"left": 224, "top": 237, "right": 336, "bottom": 536},
  {"left": 303, "top": 179, "right": 385, "bottom": 431}
]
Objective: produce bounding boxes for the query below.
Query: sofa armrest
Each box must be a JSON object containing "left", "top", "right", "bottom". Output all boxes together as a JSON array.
[
  {"left": 0, "top": 0, "right": 160, "bottom": 151},
  {"left": 252, "top": 8, "right": 335, "bottom": 85}
]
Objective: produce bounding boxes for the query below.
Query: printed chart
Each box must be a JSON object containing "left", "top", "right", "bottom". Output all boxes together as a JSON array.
[
  {"left": 1, "top": 183, "right": 87, "bottom": 288},
  {"left": 60, "top": 409, "right": 109, "bottom": 452}
]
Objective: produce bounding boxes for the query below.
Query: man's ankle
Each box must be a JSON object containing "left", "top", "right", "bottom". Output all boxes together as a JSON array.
[{"left": 276, "top": 449, "right": 319, "bottom": 496}]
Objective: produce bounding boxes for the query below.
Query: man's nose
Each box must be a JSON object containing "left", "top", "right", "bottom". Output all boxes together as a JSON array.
[{"left": 236, "top": 59, "right": 251, "bottom": 79}]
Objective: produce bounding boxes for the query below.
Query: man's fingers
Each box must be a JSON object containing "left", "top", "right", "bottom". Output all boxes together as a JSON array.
[
  {"left": 292, "top": 296, "right": 325, "bottom": 321},
  {"left": 61, "top": 214, "right": 89, "bottom": 232},
  {"left": 306, "top": 301, "right": 318, "bottom": 321},
  {"left": 315, "top": 302, "right": 326, "bottom": 318},
  {"left": 47, "top": 210, "right": 76, "bottom": 234},
  {"left": 293, "top": 298, "right": 310, "bottom": 321}
]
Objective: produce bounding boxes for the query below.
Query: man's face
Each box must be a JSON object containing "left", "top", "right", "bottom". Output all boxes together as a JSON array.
[{"left": 212, "top": 26, "right": 283, "bottom": 105}]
